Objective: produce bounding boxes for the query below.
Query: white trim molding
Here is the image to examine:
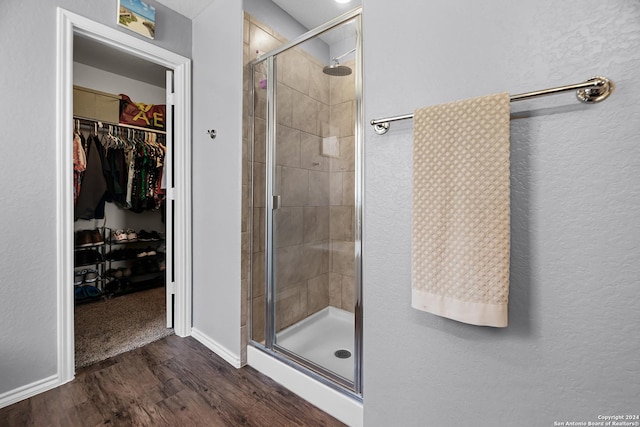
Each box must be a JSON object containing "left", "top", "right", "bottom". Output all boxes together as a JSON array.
[
  {"left": 55, "top": 7, "right": 192, "bottom": 391},
  {"left": 0, "top": 375, "right": 59, "bottom": 409},
  {"left": 191, "top": 328, "right": 243, "bottom": 369}
]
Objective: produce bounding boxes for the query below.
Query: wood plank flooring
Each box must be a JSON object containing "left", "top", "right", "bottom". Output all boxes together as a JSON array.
[{"left": 0, "top": 335, "right": 346, "bottom": 427}]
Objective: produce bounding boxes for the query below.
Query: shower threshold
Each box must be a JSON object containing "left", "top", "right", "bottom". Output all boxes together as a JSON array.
[{"left": 276, "top": 306, "right": 354, "bottom": 382}]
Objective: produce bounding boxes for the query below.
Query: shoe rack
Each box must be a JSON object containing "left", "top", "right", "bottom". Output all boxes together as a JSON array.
[
  {"left": 74, "top": 228, "right": 106, "bottom": 303},
  {"left": 104, "top": 227, "right": 166, "bottom": 296}
]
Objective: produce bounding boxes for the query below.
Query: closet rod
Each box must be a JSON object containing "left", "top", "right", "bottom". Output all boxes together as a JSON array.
[
  {"left": 74, "top": 115, "right": 167, "bottom": 135},
  {"left": 370, "top": 76, "right": 614, "bottom": 135}
]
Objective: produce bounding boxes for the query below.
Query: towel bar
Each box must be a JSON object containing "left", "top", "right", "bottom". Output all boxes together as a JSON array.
[{"left": 370, "top": 76, "right": 614, "bottom": 135}]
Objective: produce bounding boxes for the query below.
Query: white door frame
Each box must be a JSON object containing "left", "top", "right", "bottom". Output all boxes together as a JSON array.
[{"left": 56, "top": 8, "right": 192, "bottom": 384}]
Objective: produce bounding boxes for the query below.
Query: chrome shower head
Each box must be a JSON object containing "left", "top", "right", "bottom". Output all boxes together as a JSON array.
[
  {"left": 323, "top": 48, "right": 356, "bottom": 76},
  {"left": 323, "top": 62, "right": 352, "bottom": 76}
]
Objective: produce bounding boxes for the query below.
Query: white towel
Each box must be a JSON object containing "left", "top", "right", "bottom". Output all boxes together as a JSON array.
[{"left": 411, "top": 93, "right": 511, "bottom": 327}]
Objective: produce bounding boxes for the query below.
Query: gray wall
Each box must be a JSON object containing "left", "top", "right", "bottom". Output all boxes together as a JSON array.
[
  {"left": 191, "top": 0, "right": 244, "bottom": 361},
  {"left": 0, "top": 0, "right": 190, "bottom": 396},
  {"left": 363, "top": 0, "right": 640, "bottom": 425}
]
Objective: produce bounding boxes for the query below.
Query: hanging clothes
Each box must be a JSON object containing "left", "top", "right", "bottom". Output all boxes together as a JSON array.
[
  {"left": 73, "top": 130, "right": 86, "bottom": 206},
  {"left": 75, "top": 135, "right": 107, "bottom": 220}
]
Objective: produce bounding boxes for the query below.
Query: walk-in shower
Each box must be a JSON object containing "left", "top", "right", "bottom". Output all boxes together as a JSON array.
[{"left": 248, "top": 8, "right": 363, "bottom": 398}]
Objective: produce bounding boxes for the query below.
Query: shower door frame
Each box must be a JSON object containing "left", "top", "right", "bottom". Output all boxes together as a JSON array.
[{"left": 249, "top": 7, "right": 364, "bottom": 398}]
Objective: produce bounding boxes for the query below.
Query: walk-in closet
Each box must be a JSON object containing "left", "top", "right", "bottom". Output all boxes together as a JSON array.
[{"left": 72, "top": 33, "right": 173, "bottom": 367}]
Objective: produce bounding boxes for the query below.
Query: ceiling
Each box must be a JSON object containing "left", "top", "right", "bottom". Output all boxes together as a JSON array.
[
  {"left": 74, "top": 34, "right": 168, "bottom": 88},
  {"left": 74, "top": 0, "right": 362, "bottom": 88},
  {"left": 154, "top": 0, "right": 361, "bottom": 31}
]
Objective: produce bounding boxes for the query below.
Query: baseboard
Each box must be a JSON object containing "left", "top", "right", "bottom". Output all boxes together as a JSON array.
[
  {"left": 0, "top": 375, "right": 61, "bottom": 409},
  {"left": 190, "top": 328, "right": 242, "bottom": 368},
  {"left": 247, "top": 346, "right": 363, "bottom": 427}
]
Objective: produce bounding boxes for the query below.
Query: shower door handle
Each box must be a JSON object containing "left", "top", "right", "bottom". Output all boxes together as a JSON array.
[{"left": 273, "top": 195, "right": 281, "bottom": 210}]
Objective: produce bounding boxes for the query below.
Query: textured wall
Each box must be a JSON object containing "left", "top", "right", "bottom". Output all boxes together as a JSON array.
[
  {"left": 191, "top": 0, "right": 244, "bottom": 362},
  {"left": 0, "top": 0, "right": 190, "bottom": 397},
  {"left": 363, "top": 0, "right": 640, "bottom": 425}
]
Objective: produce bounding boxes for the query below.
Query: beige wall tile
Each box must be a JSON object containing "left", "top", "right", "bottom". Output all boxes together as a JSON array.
[
  {"left": 307, "top": 273, "right": 330, "bottom": 315},
  {"left": 331, "top": 136, "right": 355, "bottom": 172},
  {"left": 241, "top": 185, "right": 249, "bottom": 232},
  {"left": 276, "top": 83, "right": 293, "bottom": 127},
  {"left": 280, "top": 49, "right": 310, "bottom": 95},
  {"left": 254, "top": 117, "right": 266, "bottom": 163},
  {"left": 303, "top": 241, "right": 330, "bottom": 279},
  {"left": 341, "top": 274, "right": 355, "bottom": 313},
  {"left": 276, "top": 207, "right": 304, "bottom": 248},
  {"left": 300, "top": 132, "right": 329, "bottom": 171},
  {"left": 330, "top": 100, "right": 354, "bottom": 138},
  {"left": 253, "top": 162, "right": 265, "bottom": 208},
  {"left": 276, "top": 244, "right": 306, "bottom": 285},
  {"left": 292, "top": 90, "right": 319, "bottom": 135},
  {"left": 330, "top": 173, "right": 343, "bottom": 206},
  {"left": 303, "top": 206, "right": 329, "bottom": 243},
  {"left": 308, "top": 171, "right": 330, "bottom": 206},
  {"left": 253, "top": 207, "right": 265, "bottom": 253},
  {"left": 330, "top": 206, "right": 354, "bottom": 241},
  {"left": 276, "top": 125, "right": 300, "bottom": 167},
  {"left": 254, "top": 71, "right": 267, "bottom": 119},
  {"left": 252, "top": 294, "right": 265, "bottom": 343},
  {"left": 329, "top": 272, "right": 343, "bottom": 308},
  {"left": 241, "top": 324, "right": 248, "bottom": 364},
  {"left": 318, "top": 102, "right": 331, "bottom": 138},
  {"left": 275, "top": 285, "right": 306, "bottom": 331},
  {"left": 252, "top": 251, "right": 265, "bottom": 297},
  {"left": 281, "top": 167, "right": 308, "bottom": 206},
  {"left": 310, "top": 64, "right": 330, "bottom": 104},
  {"left": 241, "top": 278, "right": 248, "bottom": 325},
  {"left": 331, "top": 240, "right": 355, "bottom": 276},
  {"left": 342, "top": 171, "right": 355, "bottom": 206},
  {"left": 250, "top": 24, "right": 281, "bottom": 58}
]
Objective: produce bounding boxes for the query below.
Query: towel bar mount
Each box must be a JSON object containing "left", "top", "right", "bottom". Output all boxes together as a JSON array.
[{"left": 370, "top": 76, "right": 614, "bottom": 135}]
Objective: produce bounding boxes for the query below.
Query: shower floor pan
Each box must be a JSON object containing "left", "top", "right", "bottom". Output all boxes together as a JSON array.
[{"left": 276, "top": 306, "right": 354, "bottom": 382}]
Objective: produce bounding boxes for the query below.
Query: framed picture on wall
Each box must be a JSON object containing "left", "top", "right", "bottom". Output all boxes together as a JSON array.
[{"left": 117, "top": 0, "right": 156, "bottom": 40}]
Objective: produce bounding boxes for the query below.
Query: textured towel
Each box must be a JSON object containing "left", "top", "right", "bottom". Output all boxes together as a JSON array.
[{"left": 411, "top": 93, "right": 511, "bottom": 327}]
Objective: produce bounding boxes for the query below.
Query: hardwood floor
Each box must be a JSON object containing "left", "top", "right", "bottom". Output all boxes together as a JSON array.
[{"left": 0, "top": 335, "right": 346, "bottom": 426}]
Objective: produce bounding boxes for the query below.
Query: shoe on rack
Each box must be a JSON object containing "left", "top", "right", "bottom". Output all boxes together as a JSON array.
[
  {"left": 149, "top": 231, "right": 161, "bottom": 241},
  {"left": 84, "top": 285, "right": 102, "bottom": 298},
  {"left": 75, "top": 286, "right": 87, "bottom": 301},
  {"left": 83, "top": 269, "right": 100, "bottom": 283},
  {"left": 76, "top": 230, "right": 93, "bottom": 247},
  {"left": 85, "top": 249, "right": 102, "bottom": 264},
  {"left": 111, "top": 229, "right": 128, "bottom": 243},
  {"left": 145, "top": 247, "right": 157, "bottom": 257},
  {"left": 91, "top": 229, "right": 104, "bottom": 245},
  {"left": 137, "top": 230, "right": 151, "bottom": 241},
  {"left": 106, "top": 268, "right": 123, "bottom": 279},
  {"left": 74, "top": 270, "right": 86, "bottom": 286},
  {"left": 121, "top": 267, "right": 132, "bottom": 278},
  {"left": 126, "top": 228, "right": 137, "bottom": 241}
]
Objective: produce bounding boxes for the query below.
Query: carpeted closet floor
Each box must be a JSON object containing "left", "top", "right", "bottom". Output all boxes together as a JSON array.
[{"left": 74, "top": 286, "right": 173, "bottom": 368}]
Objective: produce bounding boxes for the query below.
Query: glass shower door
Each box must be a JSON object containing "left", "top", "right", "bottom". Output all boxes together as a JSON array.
[
  {"left": 269, "top": 19, "right": 360, "bottom": 388},
  {"left": 251, "top": 10, "right": 362, "bottom": 395}
]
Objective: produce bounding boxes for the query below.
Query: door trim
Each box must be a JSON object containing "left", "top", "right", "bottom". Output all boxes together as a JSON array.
[{"left": 56, "top": 8, "right": 192, "bottom": 385}]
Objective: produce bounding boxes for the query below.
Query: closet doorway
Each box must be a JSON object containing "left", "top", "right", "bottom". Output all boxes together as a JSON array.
[{"left": 57, "top": 9, "right": 192, "bottom": 384}]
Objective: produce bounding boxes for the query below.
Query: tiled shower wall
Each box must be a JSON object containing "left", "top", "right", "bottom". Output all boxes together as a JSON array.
[{"left": 241, "top": 13, "right": 355, "bottom": 350}]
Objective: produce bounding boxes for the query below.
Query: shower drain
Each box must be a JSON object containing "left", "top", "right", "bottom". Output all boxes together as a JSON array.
[{"left": 334, "top": 349, "right": 352, "bottom": 359}]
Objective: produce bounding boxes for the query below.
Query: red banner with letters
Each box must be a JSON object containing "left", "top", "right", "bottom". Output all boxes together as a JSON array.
[{"left": 119, "top": 94, "right": 165, "bottom": 130}]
